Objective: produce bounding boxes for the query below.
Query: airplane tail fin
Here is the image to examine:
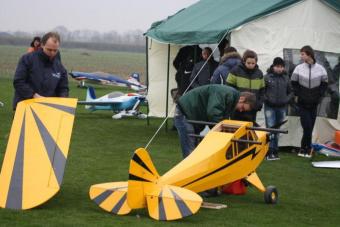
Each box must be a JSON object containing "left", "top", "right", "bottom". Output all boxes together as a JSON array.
[
  {"left": 127, "top": 148, "right": 160, "bottom": 209},
  {"left": 86, "top": 86, "right": 96, "bottom": 101},
  {"left": 129, "top": 72, "right": 140, "bottom": 82},
  {"left": 85, "top": 86, "right": 96, "bottom": 110},
  {"left": 127, "top": 148, "right": 202, "bottom": 221}
]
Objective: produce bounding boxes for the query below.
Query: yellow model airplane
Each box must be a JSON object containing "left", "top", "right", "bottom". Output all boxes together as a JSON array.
[
  {"left": 0, "top": 98, "right": 77, "bottom": 210},
  {"left": 90, "top": 120, "right": 287, "bottom": 221}
]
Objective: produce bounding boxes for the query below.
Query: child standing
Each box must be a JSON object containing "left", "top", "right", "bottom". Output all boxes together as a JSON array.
[
  {"left": 226, "top": 50, "right": 264, "bottom": 122},
  {"left": 264, "top": 57, "right": 293, "bottom": 160}
]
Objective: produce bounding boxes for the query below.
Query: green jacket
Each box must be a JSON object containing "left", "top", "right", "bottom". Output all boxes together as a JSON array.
[{"left": 177, "top": 84, "right": 240, "bottom": 123}]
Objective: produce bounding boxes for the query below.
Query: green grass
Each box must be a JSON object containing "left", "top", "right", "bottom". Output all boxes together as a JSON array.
[{"left": 0, "top": 45, "right": 340, "bottom": 226}]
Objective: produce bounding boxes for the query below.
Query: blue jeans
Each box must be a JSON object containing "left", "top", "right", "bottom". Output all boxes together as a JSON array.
[
  {"left": 264, "top": 105, "right": 286, "bottom": 152},
  {"left": 174, "top": 106, "right": 196, "bottom": 158}
]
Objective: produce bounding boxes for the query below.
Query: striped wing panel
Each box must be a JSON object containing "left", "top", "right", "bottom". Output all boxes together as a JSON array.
[
  {"left": 146, "top": 185, "right": 202, "bottom": 221},
  {"left": 0, "top": 98, "right": 77, "bottom": 210},
  {"left": 89, "top": 182, "right": 131, "bottom": 215}
]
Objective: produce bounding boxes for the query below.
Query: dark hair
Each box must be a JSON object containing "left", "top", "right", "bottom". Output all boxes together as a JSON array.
[
  {"left": 272, "top": 57, "right": 285, "bottom": 67},
  {"left": 300, "top": 45, "right": 315, "bottom": 63},
  {"left": 240, "top": 91, "right": 256, "bottom": 110},
  {"left": 203, "top": 47, "right": 213, "bottom": 55},
  {"left": 41, "top": 32, "right": 61, "bottom": 45},
  {"left": 30, "top": 36, "right": 41, "bottom": 47},
  {"left": 242, "top": 49, "right": 258, "bottom": 62},
  {"left": 224, "top": 46, "right": 237, "bottom": 54}
]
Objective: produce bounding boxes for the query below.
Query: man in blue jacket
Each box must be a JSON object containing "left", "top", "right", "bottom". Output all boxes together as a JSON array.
[{"left": 13, "top": 32, "right": 69, "bottom": 109}]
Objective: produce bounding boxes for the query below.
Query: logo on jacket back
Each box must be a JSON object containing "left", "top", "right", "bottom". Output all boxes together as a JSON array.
[{"left": 52, "top": 73, "right": 61, "bottom": 79}]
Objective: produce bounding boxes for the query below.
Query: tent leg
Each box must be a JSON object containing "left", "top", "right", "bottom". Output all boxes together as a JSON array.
[{"left": 165, "top": 44, "right": 171, "bottom": 132}]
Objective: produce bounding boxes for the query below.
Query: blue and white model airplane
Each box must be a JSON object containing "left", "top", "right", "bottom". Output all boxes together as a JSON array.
[
  {"left": 69, "top": 71, "right": 147, "bottom": 92},
  {"left": 312, "top": 142, "right": 340, "bottom": 157},
  {"left": 78, "top": 87, "right": 147, "bottom": 119}
]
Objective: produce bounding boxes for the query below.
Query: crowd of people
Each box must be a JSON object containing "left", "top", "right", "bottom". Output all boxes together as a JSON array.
[
  {"left": 14, "top": 33, "right": 339, "bottom": 163},
  {"left": 173, "top": 43, "right": 340, "bottom": 162},
  {"left": 11, "top": 33, "right": 339, "bottom": 199}
]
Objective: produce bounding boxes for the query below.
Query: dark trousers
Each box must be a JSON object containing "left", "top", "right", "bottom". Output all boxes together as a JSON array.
[{"left": 299, "top": 105, "right": 317, "bottom": 150}]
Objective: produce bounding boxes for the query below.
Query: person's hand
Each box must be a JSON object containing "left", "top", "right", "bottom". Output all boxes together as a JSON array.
[{"left": 33, "top": 93, "right": 44, "bottom": 98}]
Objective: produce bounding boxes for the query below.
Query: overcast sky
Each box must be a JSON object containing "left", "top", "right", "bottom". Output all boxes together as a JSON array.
[{"left": 0, "top": 0, "right": 199, "bottom": 33}]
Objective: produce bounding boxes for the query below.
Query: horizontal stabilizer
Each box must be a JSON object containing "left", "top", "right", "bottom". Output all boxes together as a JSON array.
[
  {"left": 89, "top": 182, "right": 131, "bottom": 215},
  {"left": 146, "top": 184, "right": 202, "bottom": 221}
]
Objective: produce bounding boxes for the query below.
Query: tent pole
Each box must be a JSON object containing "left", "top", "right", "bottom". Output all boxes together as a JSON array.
[
  {"left": 165, "top": 44, "right": 171, "bottom": 131},
  {"left": 146, "top": 36, "right": 150, "bottom": 126}
]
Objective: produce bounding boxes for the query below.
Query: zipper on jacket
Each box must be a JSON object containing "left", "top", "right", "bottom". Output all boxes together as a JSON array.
[{"left": 309, "top": 64, "right": 311, "bottom": 88}]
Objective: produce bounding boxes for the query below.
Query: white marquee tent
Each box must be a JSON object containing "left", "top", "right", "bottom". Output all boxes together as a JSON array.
[{"left": 145, "top": 0, "right": 340, "bottom": 146}]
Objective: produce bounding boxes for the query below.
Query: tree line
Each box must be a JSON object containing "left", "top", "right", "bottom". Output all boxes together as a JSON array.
[{"left": 0, "top": 26, "right": 146, "bottom": 53}]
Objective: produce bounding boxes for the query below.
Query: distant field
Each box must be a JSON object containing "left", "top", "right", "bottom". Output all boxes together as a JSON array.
[
  {"left": 0, "top": 45, "right": 340, "bottom": 226},
  {"left": 0, "top": 45, "right": 146, "bottom": 81}
]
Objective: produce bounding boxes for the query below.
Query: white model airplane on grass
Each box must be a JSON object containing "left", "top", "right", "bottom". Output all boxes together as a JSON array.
[{"left": 78, "top": 86, "right": 147, "bottom": 119}]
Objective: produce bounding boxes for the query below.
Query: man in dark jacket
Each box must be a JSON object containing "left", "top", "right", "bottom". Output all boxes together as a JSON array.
[
  {"left": 211, "top": 47, "right": 241, "bottom": 85},
  {"left": 189, "top": 47, "right": 218, "bottom": 89},
  {"left": 174, "top": 84, "right": 256, "bottom": 158},
  {"left": 173, "top": 45, "right": 202, "bottom": 95},
  {"left": 13, "top": 32, "right": 69, "bottom": 109}
]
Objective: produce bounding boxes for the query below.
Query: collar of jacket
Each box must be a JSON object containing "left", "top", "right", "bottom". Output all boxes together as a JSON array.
[
  {"left": 37, "top": 48, "right": 56, "bottom": 63},
  {"left": 220, "top": 51, "right": 241, "bottom": 64}
]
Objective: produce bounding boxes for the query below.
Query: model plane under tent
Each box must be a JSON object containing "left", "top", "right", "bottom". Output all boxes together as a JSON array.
[
  {"left": 78, "top": 86, "right": 147, "bottom": 119},
  {"left": 89, "top": 120, "right": 287, "bottom": 221}
]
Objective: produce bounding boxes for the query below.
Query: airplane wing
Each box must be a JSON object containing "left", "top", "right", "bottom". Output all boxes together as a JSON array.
[
  {"left": 77, "top": 101, "right": 123, "bottom": 105},
  {"left": 0, "top": 97, "right": 77, "bottom": 210}
]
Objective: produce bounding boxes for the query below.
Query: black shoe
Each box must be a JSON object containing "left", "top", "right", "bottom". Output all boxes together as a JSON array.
[
  {"left": 199, "top": 188, "right": 218, "bottom": 198},
  {"left": 266, "top": 154, "right": 280, "bottom": 161}
]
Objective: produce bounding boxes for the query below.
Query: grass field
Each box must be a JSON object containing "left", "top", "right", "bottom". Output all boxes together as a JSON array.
[{"left": 0, "top": 45, "right": 340, "bottom": 226}]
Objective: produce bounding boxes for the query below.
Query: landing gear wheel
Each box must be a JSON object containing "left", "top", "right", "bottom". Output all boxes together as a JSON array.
[{"left": 264, "top": 186, "right": 278, "bottom": 204}]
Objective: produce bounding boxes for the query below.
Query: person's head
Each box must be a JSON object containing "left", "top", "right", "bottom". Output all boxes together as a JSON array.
[
  {"left": 30, "top": 36, "right": 41, "bottom": 48},
  {"left": 242, "top": 50, "right": 258, "bottom": 70},
  {"left": 41, "top": 32, "right": 61, "bottom": 60},
  {"left": 224, "top": 46, "right": 237, "bottom": 55},
  {"left": 202, "top": 47, "right": 213, "bottom": 60},
  {"left": 300, "top": 45, "right": 315, "bottom": 64},
  {"left": 272, "top": 57, "right": 285, "bottom": 74},
  {"left": 235, "top": 92, "right": 256, "bottom": 112}
]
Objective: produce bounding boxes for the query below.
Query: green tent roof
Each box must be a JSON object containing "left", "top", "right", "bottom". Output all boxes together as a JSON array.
[{"left": 145, "top": 0, "right": 339, "bottom": 45}]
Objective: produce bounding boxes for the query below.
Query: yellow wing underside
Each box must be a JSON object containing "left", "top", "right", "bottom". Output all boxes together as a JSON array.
[{"left": 0, "top": 98, "right": 77, "bottom": 210}]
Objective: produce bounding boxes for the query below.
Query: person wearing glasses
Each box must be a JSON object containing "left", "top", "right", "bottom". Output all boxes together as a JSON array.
[{"left": 13, "top": 32, "right": 69, "bottom": 109}]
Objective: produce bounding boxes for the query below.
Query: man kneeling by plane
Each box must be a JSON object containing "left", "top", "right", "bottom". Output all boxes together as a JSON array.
[
  {"left": 175, "top": 84, "right": 256, "bottom": 158},
  {"left": 174, "top": 84, "right": 256, "bottom": 197}
]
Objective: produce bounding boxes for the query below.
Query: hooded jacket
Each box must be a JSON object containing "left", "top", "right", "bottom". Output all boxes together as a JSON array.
[
  {"left": 190, "top": 58, "right": 218, "bottom": 89},
  {"left": 226, "top": 63, "right": 264, "bottom": 111},
  {"left": 13, "top": 49, "right": 69, "bottom": 108},
  {"left": 264, "top": 67, "right": 293, "bottom": 107},
  {"left": 211, "top": 52, "right": 241, "bottom": 85}
]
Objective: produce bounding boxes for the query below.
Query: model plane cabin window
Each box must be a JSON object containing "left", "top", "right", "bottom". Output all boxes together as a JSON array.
[{"left": 226, "top": 144, "right": 233, "bottom": 160}]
